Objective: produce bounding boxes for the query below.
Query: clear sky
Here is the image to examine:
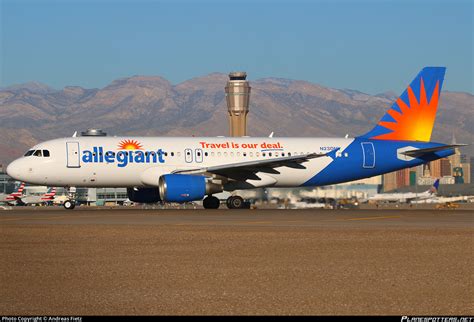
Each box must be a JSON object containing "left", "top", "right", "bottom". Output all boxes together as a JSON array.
[{"left": 1, "top": 0, "right": 472, "bottom": 94}]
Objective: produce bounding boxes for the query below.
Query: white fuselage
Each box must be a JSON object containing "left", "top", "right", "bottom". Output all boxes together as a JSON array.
[
  {"left": 7, "top": 136, "right": 353, "bottom": 189},
  {"left": 368, "top": 190, "right": 433, "bottom": 203}
]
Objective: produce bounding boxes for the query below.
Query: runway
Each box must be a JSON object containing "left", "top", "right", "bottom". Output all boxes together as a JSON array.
[{"left": 1, "top": 207, "right": 473, "bottom": 315}]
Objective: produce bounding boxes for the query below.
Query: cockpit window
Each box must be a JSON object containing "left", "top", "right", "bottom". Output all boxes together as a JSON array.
[{"left": 24, "top": 149, "right": 50, "bottom": 157}]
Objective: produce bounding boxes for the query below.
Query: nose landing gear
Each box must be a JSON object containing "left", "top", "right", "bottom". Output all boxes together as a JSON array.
[
  {"left": 63, "top": 187, "right": 76, "bottom": 210},
  {"left": 63, "top": 200, "right": 75, "bottom": 210}
]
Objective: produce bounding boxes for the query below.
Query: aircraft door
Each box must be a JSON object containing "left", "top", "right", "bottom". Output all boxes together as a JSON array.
[
  {"left": 66, "top": 142, "right": 81, "bottom": 168},
  {"left": 361, "top": 142, "right": 375, "bottom": 168},
  {"left": 185, "top": 148, "right": 193, "bottom": 163}
]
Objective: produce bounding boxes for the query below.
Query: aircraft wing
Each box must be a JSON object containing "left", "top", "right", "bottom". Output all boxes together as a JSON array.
[
  {"left": 401, "top": 144, "right": 467, "bottom": 158},
  {"left": 173, "top": 152, "right": 331, "bottom": 180}
]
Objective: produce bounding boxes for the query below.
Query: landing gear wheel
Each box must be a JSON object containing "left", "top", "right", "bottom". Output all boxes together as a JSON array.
[
  {"left": 227, "top": 196, "right": 244, "bottom": 209},
  {"left": 63, "top": 200, "right": 76, "bottom": 210},
  {"left": 203, "top": 196, "right": 220, "bottom": 209}
]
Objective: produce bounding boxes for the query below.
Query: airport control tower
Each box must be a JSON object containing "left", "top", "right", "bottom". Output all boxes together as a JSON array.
[{"left": 225, "top": 72, "right": 251, "bottom": 137}]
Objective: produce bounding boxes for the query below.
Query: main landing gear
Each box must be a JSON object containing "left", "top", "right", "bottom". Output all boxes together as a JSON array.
[
  {"left": 202, "top": 195, "right": 249, "bottom": 209},
  {"left": 226, "top": 196, "right": 250, "bottom": 209},
  {"left": 63, "top": 187, "right": 76, "bottom": 210},
  {"left": 203, "top": 195, "right": 220, "bottom": 209}
]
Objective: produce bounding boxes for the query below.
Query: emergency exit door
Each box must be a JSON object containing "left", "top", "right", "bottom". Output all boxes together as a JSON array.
[{"left": 66, "top": 142, "right": 81, "bottom": 168}]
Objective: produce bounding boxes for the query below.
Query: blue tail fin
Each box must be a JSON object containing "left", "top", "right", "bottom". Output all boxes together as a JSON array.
[{"left": 430, "top": 179, "right": 440, "bottom": 194}]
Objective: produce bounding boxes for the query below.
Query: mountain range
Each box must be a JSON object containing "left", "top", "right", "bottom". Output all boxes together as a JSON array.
[{"left": 0, "top": 74, "right": 472, "bottom": 166}]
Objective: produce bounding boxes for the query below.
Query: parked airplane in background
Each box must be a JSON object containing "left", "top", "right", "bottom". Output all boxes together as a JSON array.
[
  {"left": 0, "top": 182, "right": 25, "bottom": 205},
  {"left": 19, "top": 187, "right": 56, "bottom": 206},
  {"left": 411, "top": 194, "right": 474, "bottom": 204},
  {"left": 368, "top": 179, "right": 439, "bottom": 204},
  {"left": 6, "top": 67, "right": 466, "bottom": 209}
]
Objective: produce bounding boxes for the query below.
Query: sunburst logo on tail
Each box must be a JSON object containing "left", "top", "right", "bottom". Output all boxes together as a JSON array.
[
  {"left": 371, "top": 78, "right": 440, "bottom": 142},
  {"left": 118, "top": 139, "right": 143, "bottom": 150}
]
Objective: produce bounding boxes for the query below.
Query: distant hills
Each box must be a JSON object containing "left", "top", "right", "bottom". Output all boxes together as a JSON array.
[{"left": 0, "top": 73, "right": 473, "bottom": 166}]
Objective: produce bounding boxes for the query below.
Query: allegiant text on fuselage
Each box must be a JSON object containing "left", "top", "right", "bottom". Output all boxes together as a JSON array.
[{"left": 82, "top": 147, "right": 165, "bottom": 167}]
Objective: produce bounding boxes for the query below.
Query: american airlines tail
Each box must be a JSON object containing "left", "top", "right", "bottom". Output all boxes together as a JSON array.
[
  {"left": 41, "top": 187, "right": 56, "bottom": 200},
  {"left": 10, "top": 182, "right": 25, "bottom": 198}
]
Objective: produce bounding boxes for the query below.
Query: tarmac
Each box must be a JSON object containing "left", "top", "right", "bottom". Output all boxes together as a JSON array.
[{"left": 1, "top": 207, "right": 473, "bottom": 315}]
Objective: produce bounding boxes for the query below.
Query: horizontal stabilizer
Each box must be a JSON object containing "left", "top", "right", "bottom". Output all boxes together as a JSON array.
[{"left": 401, "top": 144, "right": 467, "bottom": 158}]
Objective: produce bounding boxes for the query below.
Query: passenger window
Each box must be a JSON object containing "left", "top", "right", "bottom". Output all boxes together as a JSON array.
[
  {"left": 43, "top": 150, "right": 50, "bottom": 157},
  {"left": 33, "top": 150, "right": 42, "bottom": 157}
]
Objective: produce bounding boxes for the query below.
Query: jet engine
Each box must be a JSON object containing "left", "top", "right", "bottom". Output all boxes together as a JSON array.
[
  {"left": 127, "top": 187, "right": 161, "bottom": 203},
  {"left": 158, "top": 174, "right": 222, "bottom": 202}
]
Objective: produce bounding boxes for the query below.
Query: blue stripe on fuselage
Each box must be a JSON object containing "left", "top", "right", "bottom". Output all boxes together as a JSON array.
[{"left": 302, "top": 138, "right": 454, "bottom": 187}]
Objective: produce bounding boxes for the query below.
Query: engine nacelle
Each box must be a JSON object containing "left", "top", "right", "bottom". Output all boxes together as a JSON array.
[
  {"left": 158, "top": 174, "right": 222, "bottom": 203},
  {"left": 127, "top": 187, "right": 161, "bottom": 203}
]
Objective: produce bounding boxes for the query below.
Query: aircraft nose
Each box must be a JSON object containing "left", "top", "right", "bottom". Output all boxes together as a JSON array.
[{"left": 6, "top": 160, "right": 22, "bottom": 180}]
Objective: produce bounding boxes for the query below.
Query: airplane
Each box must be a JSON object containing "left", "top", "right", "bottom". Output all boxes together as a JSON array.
[
  {"left": 6, "top": 67, "right": 466, "bottom": 210},
  {"left": 411, "top": 194, "right": 474, "bottom": 204},
  {"left": 18, "top": 187, "right": 56, "bottom": 206},
  {"left": 0, "top": 182, "right": 25, "bottom": 205},
  {"left": 367, "top": 179, "right": 439, "bottom": 204}
]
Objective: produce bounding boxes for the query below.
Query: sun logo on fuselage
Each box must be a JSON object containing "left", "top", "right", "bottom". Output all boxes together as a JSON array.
[{"left": 118, "top": 139, "right": 143, "bottom": 150}]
